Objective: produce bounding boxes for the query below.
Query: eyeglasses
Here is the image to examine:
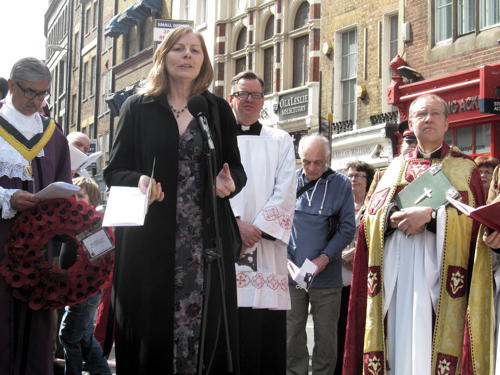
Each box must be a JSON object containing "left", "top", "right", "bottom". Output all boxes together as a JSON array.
[
  {"left": 16, "top": 82, "right": 50, "bottom": 100},
  {"left": 232, "top": 91, "right": 264, "bottom": 99},
  {"left": 411, "top": 110, "right": 444, "bottom": 120},
  {"left": 347, "top": 173, "right": 367, "bottom": 180}
]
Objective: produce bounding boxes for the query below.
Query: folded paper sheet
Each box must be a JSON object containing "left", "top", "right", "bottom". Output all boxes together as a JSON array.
[{"left": 35, "top": 182, "right": 80, "bottom": 200}]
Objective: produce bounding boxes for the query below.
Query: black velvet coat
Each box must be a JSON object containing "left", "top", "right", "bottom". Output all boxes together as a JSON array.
[{"left": 103, "top": 91, "right": 246, "bottom": 375}]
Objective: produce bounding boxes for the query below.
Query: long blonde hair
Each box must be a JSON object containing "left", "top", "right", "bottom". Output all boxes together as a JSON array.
[{"left": 140, "top": 26, "right": 213, "bottom": 97}]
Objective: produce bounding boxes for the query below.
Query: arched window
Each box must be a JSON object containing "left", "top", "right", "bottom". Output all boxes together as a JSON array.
[
  {"left": 264, "top": 15, "right": 274, "bottom": 40},
  {"left": 236, "top": 27, "right": 247, "bottom": 51},
  {"left": 235, "top": 27, "right": 247, "bottom": 74},
  {"left": 294, "top": 2, "right": 310, "bottom": 29},
  {"left": 263, "top": 16, "right": 275, "bottom": 93},
  {"left": 292, "top": 2, "right": 310, "bottom": 87}
]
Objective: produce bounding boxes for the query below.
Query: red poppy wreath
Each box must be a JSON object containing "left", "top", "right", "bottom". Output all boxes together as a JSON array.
[{"left": 0, "top": 197, "right": 114, "bottom": 310}]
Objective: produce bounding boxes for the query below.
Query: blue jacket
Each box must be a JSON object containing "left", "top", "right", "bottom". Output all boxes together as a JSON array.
[{"left": 288, "top": 168, "right": 356, "bottom": 288}]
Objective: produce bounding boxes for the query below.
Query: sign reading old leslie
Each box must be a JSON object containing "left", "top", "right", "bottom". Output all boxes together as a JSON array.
[{"left": 275, "top": 89, "right": 309, "bottom": 121}]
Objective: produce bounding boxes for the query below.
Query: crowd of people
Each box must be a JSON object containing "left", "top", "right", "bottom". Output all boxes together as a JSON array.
[{"left": 0, "top": 25, "right": 499, "bottom": 375}]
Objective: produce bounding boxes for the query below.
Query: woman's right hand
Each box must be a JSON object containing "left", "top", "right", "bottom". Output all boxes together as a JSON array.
[
  {"left": 484, "top": 230, "right": 500, "bottom": 250},
  {"left": 139, "top": 175, "right": 165, "bottom": 206}
]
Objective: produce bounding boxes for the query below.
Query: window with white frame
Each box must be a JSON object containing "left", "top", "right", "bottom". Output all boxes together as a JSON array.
[
  {"left": 85, "top": 6, "right": 91, "bottom": 34},
  {"left": 435, "top": 0, "right": 499, "bottom": 43},
  {"left": 480, "top": 0, "right": 500, "bottom": 29},
  {"left": 83, "top": 61, "right": 88, "bottom": 98},
  {"left": 341, "top": 29, "right": 357, "bottom": 121},
  {"left": 71, "top": 94, "right": 77, "bottom": 125},
  {"left": 92, "top": 1, "right": 98, "bottom": 29},
  {"left": 197, "top": 0, "right": 207, "bottom": 26},
  {"left": 100, "top": 70, "right": 109, "bottom": 115},
  {"left": 459, "top": 0, "right": 475, "bottom": 34},
  {"left": 435, "top": 0, "right": 452, "bottom": 42},
  {"left": 381, "top": 13, "right": 399, "bottom": 112},
  {"left": 183, "top": 0, "right": 190, "bottom": 20},
  {"left": 389, "top": 15, "right": 398, "bottom": 60},
  {"left": 90, "top": 56, "right": 96, "bottom": 96},
  {"left": 292, "top": 2, "right": 310, "bottom": 88}
]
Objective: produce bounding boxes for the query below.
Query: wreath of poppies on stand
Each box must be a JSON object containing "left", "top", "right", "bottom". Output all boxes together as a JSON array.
[{"left": 0, "top": 197, "right": 114, "bottom": 310}]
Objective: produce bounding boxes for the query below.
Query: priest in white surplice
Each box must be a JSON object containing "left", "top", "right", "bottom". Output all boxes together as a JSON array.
[{"left": 229, "top": 71, "right": 296, "bottom": 375}]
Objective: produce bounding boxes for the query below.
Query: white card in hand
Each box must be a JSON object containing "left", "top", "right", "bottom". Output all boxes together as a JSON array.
[
  {"left": 102, "top": 186, "right": 148, "bottom": 226},
  {"left": 287, "top": 258, "right": 317, "bottom": 291}
]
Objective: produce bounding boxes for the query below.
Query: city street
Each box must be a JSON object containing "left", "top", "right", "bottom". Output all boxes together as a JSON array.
[{"left": 64, "top": 313, "right": 315, "bottom": 375}]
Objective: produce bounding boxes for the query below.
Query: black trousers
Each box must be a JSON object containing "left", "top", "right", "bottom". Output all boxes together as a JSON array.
[{"left": 238, "top": 308, "right": 286, "bottom": 375}]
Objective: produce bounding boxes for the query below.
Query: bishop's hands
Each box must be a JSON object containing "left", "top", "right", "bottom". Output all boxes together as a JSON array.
[
  {"left": 10, "top": 190, "right": 40, "bottom": 211},
  {"left": 138, "top": 175, "right": 164, "bottom": 206},
  {"left": 390, "top": 206, "right": 433, "bottom": 236},
  {"left": 216, "top": 163, "right": 235, "bottom": 198}
]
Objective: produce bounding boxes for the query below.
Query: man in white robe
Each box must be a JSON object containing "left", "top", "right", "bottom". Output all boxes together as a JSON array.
[
  {"left": 344, "top": 94, "right": 491, "bottom": 375},
  {"left": 229, "top": 71, "right": 296, "bottom": 375}
]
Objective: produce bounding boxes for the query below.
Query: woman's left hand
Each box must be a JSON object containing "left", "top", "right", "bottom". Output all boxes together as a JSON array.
[{"left": 216, "top": 163, "right": 235, "bottom": 198}]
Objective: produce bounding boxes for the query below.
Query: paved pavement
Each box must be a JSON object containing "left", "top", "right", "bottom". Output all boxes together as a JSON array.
[{"left": 61, "top": 313, "right": 315, "bottom": 375}]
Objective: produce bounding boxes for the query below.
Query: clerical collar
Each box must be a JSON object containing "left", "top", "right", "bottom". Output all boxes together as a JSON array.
[
  {"left": 236, "top": 121, "right": 262, "bottom": 136},
  {"left": 417, "top": 145, "right": 442, "bottom": 159}
]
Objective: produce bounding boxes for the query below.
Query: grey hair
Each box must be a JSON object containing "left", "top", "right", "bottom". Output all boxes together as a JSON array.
[
  {"left": 10, "top": 57, "right": 51, "bottom": 83},
  {"left": 298, "top": 134, "right": 331, "bottom": 161},
  {"left": 409, "top": 94, "right": 449, "bottom": 119}
]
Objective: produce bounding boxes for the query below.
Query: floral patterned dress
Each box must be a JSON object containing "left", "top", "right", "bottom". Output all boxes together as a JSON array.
[{"left": 173, "top": 119, "right": 205, "bottom": 374}]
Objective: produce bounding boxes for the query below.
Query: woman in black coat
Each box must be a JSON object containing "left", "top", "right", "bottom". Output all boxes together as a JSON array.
[{"left": 104, "top": 26, "right": 246, "bottom": 375}]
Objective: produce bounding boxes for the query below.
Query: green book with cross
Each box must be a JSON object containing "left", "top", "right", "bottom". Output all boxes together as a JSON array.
[{"left": 395, "top": 164, "right": 460, "bottom": 210}]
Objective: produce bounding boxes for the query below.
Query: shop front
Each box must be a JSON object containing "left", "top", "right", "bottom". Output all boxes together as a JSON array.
[{"left": 389, "top": 63, "right": 500, "bottom": 159}]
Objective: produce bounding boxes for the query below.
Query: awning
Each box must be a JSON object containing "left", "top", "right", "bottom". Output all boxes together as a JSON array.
[
  {"left": 104, "top": 14, "right": 129, "bottom": 38},
  {"left": 104, "top": 0, "right": 163, "bottom": 39},
  {"left": 141, "top": 0, "right": 162, "bottom": 15},
  {"left": 126, "top": 3, "right": 150, "bottom": 23},
  {"left": 105, "top": 83, "right": 139, "bottom": 117}
]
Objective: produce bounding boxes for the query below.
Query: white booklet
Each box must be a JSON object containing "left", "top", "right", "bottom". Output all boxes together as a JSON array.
[
  {"left": 102, "top": 160, "right": 155, "bottom": 227},
  {"left": 287, "top": 258, "right": 317, "bottom": 292},
  {"left": 69, "top": 145, "right": 103, "bottom": 171},
  {"left": 35, "top": 182, "right": 80, "bottom": 200}
]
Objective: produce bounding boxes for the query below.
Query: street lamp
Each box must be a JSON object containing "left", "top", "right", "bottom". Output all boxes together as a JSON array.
[{"left": 47, "top": 44, "right": 67, "bottom": 52}]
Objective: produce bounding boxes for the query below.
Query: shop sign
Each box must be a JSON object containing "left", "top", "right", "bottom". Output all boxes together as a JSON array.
[
  {"left": 447, "top": 96, "right": 479, "bottom": 114},
  {"left": 479, "top": 64, "right": 500, "bottom": 114},
  {"left": 276, "top": 90, "right": 309, "bottom": 121},
  {"left": 480, "top": 97, "right": 500, "bottom": 115},
  {"left": 154, "top": 20, "right": 193, "bottom": 43}
]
